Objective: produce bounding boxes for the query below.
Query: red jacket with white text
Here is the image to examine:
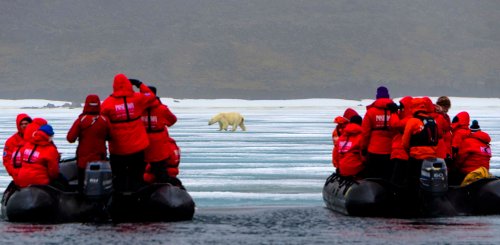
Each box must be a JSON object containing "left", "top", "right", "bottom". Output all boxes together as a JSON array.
[
  {"left": 16, "top": 130, "right": 60, "bottom": 187},
  {"left": 100, "top": 74, "right": 156, "bottom": 155},
  {"left": 361, "top": 98, "right": 395, "bottom": 154}
]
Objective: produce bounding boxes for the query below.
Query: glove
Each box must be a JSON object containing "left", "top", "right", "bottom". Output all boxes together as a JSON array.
[
  {"left": 386, "top": 102, "right": 399, "bottom": 113},
  {"left": 129, "top": 79, "right": 143, "bottom": 88}
]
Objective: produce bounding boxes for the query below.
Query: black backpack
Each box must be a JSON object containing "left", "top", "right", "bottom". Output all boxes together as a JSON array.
[{"left": 410, "top": 115, "right": 439, "bottom": 146}]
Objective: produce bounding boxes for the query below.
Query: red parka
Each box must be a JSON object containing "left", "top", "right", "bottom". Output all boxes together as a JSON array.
[
  {"left": 100, "top": 74, "right": 156, "bottom": 155},
  {"left": 143, "top": 138, "right": 181, "bottom": 183},
  {"left": 389, "top": 96, "right": 413, "bottom": 160},
  {"left": 331, "top": 108, "right": 359, "bottom": 167},
  {"left": 402, "top": 98, "right": 439, "bottom": 160},
  {"left": 433, "top": 107, "right": 452, "bottom": 159},
  {"left": 361, "top": 98, "right": 395, "bottom": 154},
  {"left": 142, "top": 98, "right": 178, "bottom": 162},
  {"left": 3, "top": 113, "right": 32, "bottom": 180},
  {"left": 455, "top": 131, "right": 491, "bottom": 174},
  {"left": 67, "top": 95, "right": 111, "bottom": 169},
  {"left": 451, "top": 111, "right": 471, "bottom": 156},
  {"left": 16, "top": 130, "right": 60, "bottom": 187},
  {"left": 334, "top": 123, "right": 364, "bottom": 177},
  {"left": 23, "top": 118, "right": 47, "bottom": 142}
]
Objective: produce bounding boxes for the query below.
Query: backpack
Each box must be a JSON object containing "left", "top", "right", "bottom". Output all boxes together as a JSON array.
[{"left": 410, "top": 115, "right": 439, "bottom": 146}]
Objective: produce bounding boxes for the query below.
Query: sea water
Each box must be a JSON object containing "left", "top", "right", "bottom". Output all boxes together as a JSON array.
[{"left": 0, "top": 98, "right": 499, "bottom": 244}]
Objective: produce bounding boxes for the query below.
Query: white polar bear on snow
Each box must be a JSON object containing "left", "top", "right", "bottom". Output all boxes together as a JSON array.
[{"left": 208, "top": 112, "right": 246, "bottom": 132}]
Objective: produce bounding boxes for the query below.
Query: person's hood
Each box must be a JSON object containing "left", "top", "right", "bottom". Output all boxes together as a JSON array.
[
  {"left": 23, "top": 118, "right": 48, "bottom": 141},
  {"left": 16, "top": 113, "right": 32, "bottom": 134},
  {"left": 112, "top": 73, "right": 134, "bottom": 97},
  {"left": 30, "top": 129, "right": 53, "bottom": 145},
  {"left": 343, "top": 108, "right": 359, "bottom": 120},
  {"left": 453, "top": 111, "right": 470, "bottom": 127},
  {"left": 470, "top": 130, "right": 491, "bottom": 144},
  {"left": 334, "top": 116, "right": 349, "bottom": 125},
  {"left": 366, "top": 98, "right": 393, "bottom": 110},
  {"left": 83, "top": 94, "right": 101, "bottom": 114},
  {"left": 411, "top": 98, "right": 429, "bottom": 115},
  {"left": 398, "top": 96, "right": 413, "bottom": 119}
]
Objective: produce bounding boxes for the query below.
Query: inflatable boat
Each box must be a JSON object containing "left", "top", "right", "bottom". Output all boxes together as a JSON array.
[
  {"left": 322, "top": 158, "right": 500, "bottom": 217},
  {"left": 1, "top": 159, "right": 195, "bottom": 223}
]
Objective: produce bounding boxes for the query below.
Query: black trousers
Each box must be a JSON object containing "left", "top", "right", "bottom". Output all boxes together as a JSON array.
[{"left": 110, "top": 151, "right": 146, "bottom": 192}]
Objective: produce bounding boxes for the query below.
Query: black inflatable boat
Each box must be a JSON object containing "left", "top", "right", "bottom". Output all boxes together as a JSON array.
[
  {"left": 322, "top": 158, "right": 500, "bottom": 217},
  {"left": 1, "top": 159, "right": 195, "bottom": 223}
]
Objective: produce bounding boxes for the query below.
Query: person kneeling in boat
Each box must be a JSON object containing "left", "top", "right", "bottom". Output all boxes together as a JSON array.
[
  {"left": 15, "top": 124, "right": 63, "bottom": 188},
  {"left": 67, "top": 94, "right": 111, "bottom": 191},
  {"left": 402, "top": 98, "right": 440, "bottom": 190},
  {"left": 454, "top": 120, "right": 493, "bottom": 186},
  {"left": 141, "top": 86, "right": 183, "bottom": 187},
  {"left": 333, "top": 115, "right": 364, "bottom": 178}
]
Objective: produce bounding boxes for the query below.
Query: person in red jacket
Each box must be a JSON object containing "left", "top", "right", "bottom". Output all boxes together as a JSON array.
[
  {"left": 434, "top": 96, "right": 452, "bottom": 161},
  {"left": 361, "top": 86, "right": 398, "bottom": 180},
  {"left": 454, "top": 120, "right": 492, "bottom": 183},
  {"left": 100, "top": 74, "right": 156, "bottom": 192},
  {"left": 334, "top": 115, "right": 364, "bottom": 178},
  {"left": 140, "top": 86, "right": 182, "bottom": 185},
  {"left": 3, "top": 113, "right": 32, "bottom": 182},
  {"left": 331, "top": 108, "right": 359, "bottom": 168},
  {"left": 401, "top": 98, "right": 440, "bottom": 190},
  {"left": 67, "top": 94, "right": 111, "bottom": 190},
  {"left": 388, "top": 96, "right": 413, "bottom": 186},
  {"left": 16, "top": 124, "right": 60, "bottom": 188},
  {"left": 451, "top": 111, "right": 471, "bottom": 158},
  {"left": 11, "top": 117, "right": 48, "bottom": 171}
]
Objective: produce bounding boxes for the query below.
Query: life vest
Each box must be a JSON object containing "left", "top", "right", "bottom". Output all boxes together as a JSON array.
[{"left": 410, "top": 115, "right": 438, "bottom": 147}]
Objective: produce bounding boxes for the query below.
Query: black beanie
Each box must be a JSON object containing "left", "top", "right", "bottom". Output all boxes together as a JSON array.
[{"left": 470, "top": 120, "right": 480, "bottom": 132}]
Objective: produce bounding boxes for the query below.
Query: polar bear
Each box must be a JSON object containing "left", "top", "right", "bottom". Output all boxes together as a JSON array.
[{"left": 208, "top": 112, "right": 246, "bottom": 132}]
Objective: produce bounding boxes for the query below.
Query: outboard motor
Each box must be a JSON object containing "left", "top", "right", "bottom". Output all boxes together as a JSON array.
[
  {"left": 420, "top": 158, "right": 448, "bottom": 196},
  {"left": 84, "top": 161, "right": 113, "bottom": 200}
]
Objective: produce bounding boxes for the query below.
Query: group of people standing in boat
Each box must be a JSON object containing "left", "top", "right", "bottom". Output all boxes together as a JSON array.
[
  {"left": 2, "top": 73, "right": 182, "bottom": 193},
  {"left": 332, "top": 86, "right": 492, "bottom": 187}
]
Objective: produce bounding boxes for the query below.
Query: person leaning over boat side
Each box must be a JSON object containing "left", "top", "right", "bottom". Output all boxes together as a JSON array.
[
  {"left": 140, "top": 86, "right": 182, "bottom": 186},
  {"left": 100, "top": 74, "right": 156, "bottom": 192},
  {"left": 360, "top": 86, "right": 398, "bottom": 180},
  {"left": 454, "top": 120, "right": 492, "bottom": 184},
  {"left": 388, "top": 96, "right": 413, "bottom": 187},
  {"left": 3, "top": 113, "right": 32, "bottom": 182},
  {"left": 334, "top": 115, "right": 365, "bottom": 178},
  {"left": 67, "top": 94, "right": 111, "bottom": 190},
  {"left": 16, "top": 124, "right": 61, "bottom": 188},
  {"left": 331, "top": 108, "right": 359, "bottom": 168},
  {"left": 401, "top": 98, "right": 440, "bottom": 190}
]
